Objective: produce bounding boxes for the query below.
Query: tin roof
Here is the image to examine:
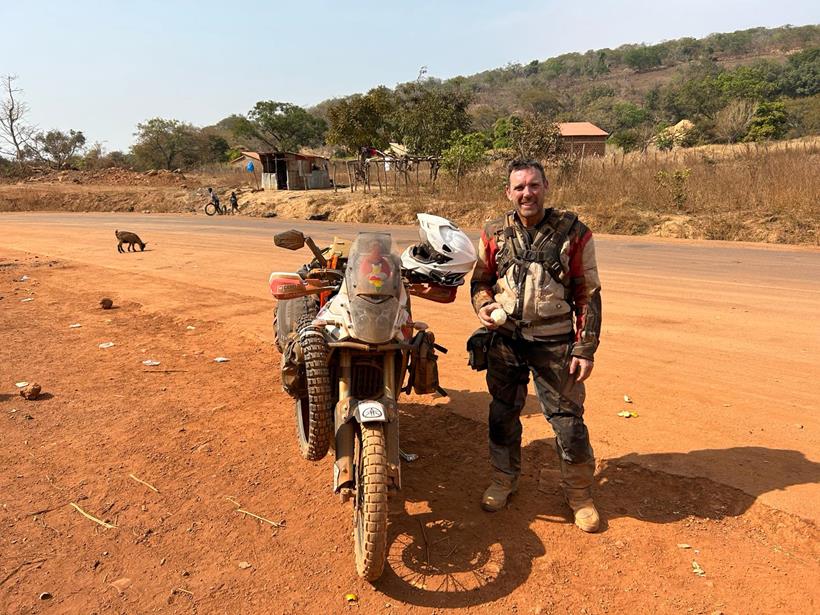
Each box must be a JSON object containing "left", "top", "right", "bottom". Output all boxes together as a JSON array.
[
  {"left": 240, "top": 151, "right": 329, "bottom": 161},
  {"left": 557, "top": 122, "right": 609, "bottom": 137}
]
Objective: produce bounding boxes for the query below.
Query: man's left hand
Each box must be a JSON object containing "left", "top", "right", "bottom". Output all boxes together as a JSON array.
[{"left": 569, "top": 357, "right": 594, "bottom": 383}]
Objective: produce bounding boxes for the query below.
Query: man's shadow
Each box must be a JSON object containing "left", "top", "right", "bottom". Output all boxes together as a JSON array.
[{"left": 376, "top": 397, "right": 820, "bottom": 608}]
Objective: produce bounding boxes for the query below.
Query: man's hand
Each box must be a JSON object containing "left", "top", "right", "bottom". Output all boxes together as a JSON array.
[
  {"left": 569, "top": 356, "right": 594, "bottom": 383},
  {"left": 477, "top": 302, "right": 502, "bottom": 330}
]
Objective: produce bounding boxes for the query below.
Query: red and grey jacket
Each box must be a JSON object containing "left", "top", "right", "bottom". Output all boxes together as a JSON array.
[{"left": 470, "top": 209, "right": 602, "bottom": 359}]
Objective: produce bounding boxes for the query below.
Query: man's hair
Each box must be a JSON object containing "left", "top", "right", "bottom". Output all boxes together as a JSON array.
[{"left": 507, "top": 159, "right": 548, "bottom": 184}]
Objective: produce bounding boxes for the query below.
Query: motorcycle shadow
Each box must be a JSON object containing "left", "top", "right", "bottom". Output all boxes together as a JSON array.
[{"left": 376, "top": 402, "right": 554, "bottom": 608}]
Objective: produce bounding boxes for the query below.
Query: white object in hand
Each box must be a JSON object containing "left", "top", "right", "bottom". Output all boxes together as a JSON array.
[{"left": 490, "top": 308, "right": 507, "bottom": 325}]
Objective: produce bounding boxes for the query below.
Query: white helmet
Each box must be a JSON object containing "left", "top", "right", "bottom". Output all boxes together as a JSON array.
[{"left": 401, "top": 213, "right": 477, "bottom": 286}]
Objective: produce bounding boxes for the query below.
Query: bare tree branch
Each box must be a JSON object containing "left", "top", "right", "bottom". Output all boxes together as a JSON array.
[{"left": 0, "top": 75, "right": 37, "bottom": 163}]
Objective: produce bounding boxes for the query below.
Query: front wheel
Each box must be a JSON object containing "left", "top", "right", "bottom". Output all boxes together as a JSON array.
[
  {"left": 204, "top": 202, "right": 218, "bottom": 216},
  {"left": 354, "top": 424, "right": 389, "bottom": 581}
]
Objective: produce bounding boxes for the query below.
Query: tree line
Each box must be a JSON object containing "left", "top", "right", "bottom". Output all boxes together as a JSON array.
[{"left": 2, "top": 25, "right": 818, "bottom": 176}]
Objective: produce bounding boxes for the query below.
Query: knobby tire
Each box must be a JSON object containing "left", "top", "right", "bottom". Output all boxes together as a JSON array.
[
  {"left": 354, "top": 424, "right": 389, "bottom": 581},
  {"left": 297, "top": 322, "right": 332, "bottom": 461}
]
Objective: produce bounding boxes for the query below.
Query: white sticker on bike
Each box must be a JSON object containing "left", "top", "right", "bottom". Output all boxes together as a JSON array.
[{"left": 359, "top": 401, "right": 386, "bottom": 422}]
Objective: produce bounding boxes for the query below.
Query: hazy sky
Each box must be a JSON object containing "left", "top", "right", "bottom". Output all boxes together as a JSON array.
[{"left": 1, "top": 1, "right": 817, "bottom": 151}]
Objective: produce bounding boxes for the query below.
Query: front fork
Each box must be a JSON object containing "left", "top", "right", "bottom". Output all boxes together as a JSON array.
[{"left": 333, "top": 350, "right": 402, "bottom": 502}]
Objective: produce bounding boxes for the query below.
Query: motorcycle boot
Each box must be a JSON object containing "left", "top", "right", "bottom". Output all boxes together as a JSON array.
[
  {"left": 559, "top": 457, "right": 600, "bottom": 532},
  {"left": 481, "top": 472, "right": 518, "bottom": 512},
  {"left": 482, "top": 439, "right": 522, "bottom": 512}
]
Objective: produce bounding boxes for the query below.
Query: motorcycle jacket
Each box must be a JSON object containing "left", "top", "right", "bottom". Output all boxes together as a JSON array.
[{"left": 470, "top": 208, "right": 602, "bottom": 360}]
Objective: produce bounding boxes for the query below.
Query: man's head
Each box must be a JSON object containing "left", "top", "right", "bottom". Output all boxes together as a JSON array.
[{"left": 505, "top": 159, "right": 549, "bottom": 226}]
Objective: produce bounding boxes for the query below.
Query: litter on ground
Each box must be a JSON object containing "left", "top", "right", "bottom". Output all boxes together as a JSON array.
[{"left": 99, "top": 342, "right": 115, "bottom": 349}]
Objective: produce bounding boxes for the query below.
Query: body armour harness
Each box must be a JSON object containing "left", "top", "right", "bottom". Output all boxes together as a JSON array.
[{"left": 495, "top": 209, "right": 578, "bottom": 322}]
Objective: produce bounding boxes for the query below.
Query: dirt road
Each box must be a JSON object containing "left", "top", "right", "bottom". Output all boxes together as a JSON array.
[{"left": 1, "top": 212, "right": 818, "bottom": 614}]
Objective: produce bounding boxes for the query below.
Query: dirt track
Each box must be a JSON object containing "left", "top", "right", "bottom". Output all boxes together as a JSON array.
[{"left": 1, "top": 212, "right": 818, "bottom": 614}]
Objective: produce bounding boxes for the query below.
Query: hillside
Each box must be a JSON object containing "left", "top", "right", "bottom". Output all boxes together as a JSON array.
[{"left": 302, "top": 25, "right": 820, "bottom": 152}]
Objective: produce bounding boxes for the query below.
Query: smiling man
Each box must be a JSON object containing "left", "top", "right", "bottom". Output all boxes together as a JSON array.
[{"left": 469, "top": 159, "right": 603, "bottom": 532}]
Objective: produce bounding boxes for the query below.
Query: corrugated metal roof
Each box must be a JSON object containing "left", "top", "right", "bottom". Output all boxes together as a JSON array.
[{"left": 557, "top": 122, "right": 609, "bottom": 137}]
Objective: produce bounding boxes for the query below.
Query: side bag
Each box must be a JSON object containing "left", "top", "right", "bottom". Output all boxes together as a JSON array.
[
  {"left": 406, "top": 330, "right": 446, "bottom": 396},
  {"left": 466, "top": 328, "right": 493, "bottom": 372}
]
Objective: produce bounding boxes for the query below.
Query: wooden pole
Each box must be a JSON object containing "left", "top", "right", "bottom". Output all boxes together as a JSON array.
[
  {"left": 347, "top": 161, "right": 353, "bottom": 193},
  {"left": 375, "top": 159, "right": 382, "bottom": 192},
  {"left": 578, "top": 144, "right": 585, "bottom": 181},
  {"left": 333, "top": 161, "right": 337, "bottom": 193}
]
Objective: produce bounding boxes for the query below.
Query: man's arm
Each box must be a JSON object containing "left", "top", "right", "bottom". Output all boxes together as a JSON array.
[
  {"left": 567, "top": 224, "right": 602, "bottom": 361},
  {"left": 470, "top": 224, "right": 499, "bottom": 314}
]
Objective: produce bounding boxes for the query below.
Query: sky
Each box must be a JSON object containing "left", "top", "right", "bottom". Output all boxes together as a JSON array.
[{"left": 1, "top": 1, "right": 817, "bottom": 152}]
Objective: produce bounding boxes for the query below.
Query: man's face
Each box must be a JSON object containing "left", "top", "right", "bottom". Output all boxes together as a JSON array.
[{"left": 506, "top": 167, "right": 547, "bottom": 223}]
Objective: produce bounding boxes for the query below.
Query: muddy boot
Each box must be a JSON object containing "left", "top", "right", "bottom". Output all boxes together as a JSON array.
[
  {"left": 559, "top": 458, "right": 600, "bottom": 533},
  {"left": 481, "top": 472, "right": 518, "bottom": 512}
]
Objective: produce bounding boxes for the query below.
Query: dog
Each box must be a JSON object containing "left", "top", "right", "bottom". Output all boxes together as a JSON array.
[{"left": 115, "top": 230, "right": 146, "bottom": 253}]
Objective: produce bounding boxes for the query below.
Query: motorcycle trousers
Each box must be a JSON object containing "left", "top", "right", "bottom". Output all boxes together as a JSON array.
[{"left": 486, "top": 333, "right": 593, "bottom": 478}]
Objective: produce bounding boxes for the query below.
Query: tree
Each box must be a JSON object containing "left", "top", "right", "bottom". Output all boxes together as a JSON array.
[
  {"left": 783, "top": 94, "right": 820, "bottom": 137},
  {"left": 234, "top": 101, "right": 326, "bottom": 152},
  {"left": 81, "top": 142, "right": 130, "bottom": 170},
  {"left": 716, "top": 63, "right": 780, "bottom": 100},
  {"left": 30, "top": 129, "right": 86, "bottom": 169},
  {"left": 194, "top": 130, "right": 230, "bottom": 164},
  {"left": 441, "top": 131, "right": 488, "bottom": 186},
  {"left": 608, "top": 130, "right": 641, "bottom": 153},
  {"left": 130, "top": 118, "right": 197, "bottom": 170},
  {"left": 507, "top": 114, "right": 562, "bottom": 161},
  {"left": 714, "top": 99, "right": 758, "bottom": 142},
  {"left": 659, "top": 62, "right": 725, "bottom": 123},
  {"left": 744, "top": 101, "right": 789, "bottom": 141},
  {"left": 623, "top": 45, "right": 664, "bottom": 72},
  {"left": 779, "top": 48, "right": 820, "bottom": 97},
  {"left": 392, "top": 82, "right": 473, "bottom": 156},
  {"left": 0, "top": 75, "right": 36, "bottom": 163},
  {"left": 326, "top": 87, "right": 397, "bottom": 154},
  {"left": 517, "top": 86, "right": 564, "bottom": 116},
  {"left": 491, "top": 116, "right": 522, "bottom": 150}
]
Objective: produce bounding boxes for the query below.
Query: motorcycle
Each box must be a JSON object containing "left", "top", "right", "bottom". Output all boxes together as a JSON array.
[{"left": 269, "top": 222, "right": 469, "bottom": 581}]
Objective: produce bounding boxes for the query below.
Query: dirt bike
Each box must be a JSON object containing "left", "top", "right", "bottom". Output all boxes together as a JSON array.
[{"left": 269, "top": 228, "right": 454, "bottom": 581}]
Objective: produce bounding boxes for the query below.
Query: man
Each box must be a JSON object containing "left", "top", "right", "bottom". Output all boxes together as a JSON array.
[
  {"left": 229, "top": 191, "right": 239, "bottom": 215},
  {"left": 470, "top": 159, "right": 602, "bottom": 532},
  {"left": 207, "top": 187, "right": 222, "bottom": 214}
]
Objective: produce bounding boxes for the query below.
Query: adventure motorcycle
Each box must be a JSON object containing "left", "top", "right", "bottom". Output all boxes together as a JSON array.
[{"left": 269, "top": 215, "right": 475, "bottom": 581}]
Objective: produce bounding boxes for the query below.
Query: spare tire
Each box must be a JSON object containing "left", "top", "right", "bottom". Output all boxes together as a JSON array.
[{"left": 296, "top": 324, "right": 333, "bottom": 461}]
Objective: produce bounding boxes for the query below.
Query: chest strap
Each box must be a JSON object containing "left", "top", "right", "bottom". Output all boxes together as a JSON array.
[{"left": 496, "top": 210, "right": 577, "bottom": 285}]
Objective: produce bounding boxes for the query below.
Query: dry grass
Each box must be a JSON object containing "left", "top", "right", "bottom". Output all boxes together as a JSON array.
[{"left": 366, "top": 138, "right": 820, "bottom": 244}]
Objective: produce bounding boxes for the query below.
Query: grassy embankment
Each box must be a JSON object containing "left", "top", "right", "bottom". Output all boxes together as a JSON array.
[{"left": 306, "top": 138, "right": 818, "bottom": 245}]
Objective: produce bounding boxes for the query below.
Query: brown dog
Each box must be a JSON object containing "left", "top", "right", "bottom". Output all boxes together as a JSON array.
[{"left": 115, "top": 230, "right": 146, "bottom": 253}]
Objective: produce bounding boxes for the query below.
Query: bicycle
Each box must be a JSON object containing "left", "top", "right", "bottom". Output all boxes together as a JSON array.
[{"left": 204, "top": 201, "right": 225, "bottom": 216}]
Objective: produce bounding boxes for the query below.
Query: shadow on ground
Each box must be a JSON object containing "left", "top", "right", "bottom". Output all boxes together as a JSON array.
[{"left": 376, "top": 402, "right": 820, "bottom": 608}]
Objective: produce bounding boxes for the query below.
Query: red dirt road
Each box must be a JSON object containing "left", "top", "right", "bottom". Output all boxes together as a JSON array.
[{"left": 1, "top": 212, "right": 818, "bottom": 614}]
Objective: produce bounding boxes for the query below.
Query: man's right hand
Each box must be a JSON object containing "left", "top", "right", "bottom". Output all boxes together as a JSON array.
[{"left": 478, "top": 302, "right": 503, "bottom": 330}]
